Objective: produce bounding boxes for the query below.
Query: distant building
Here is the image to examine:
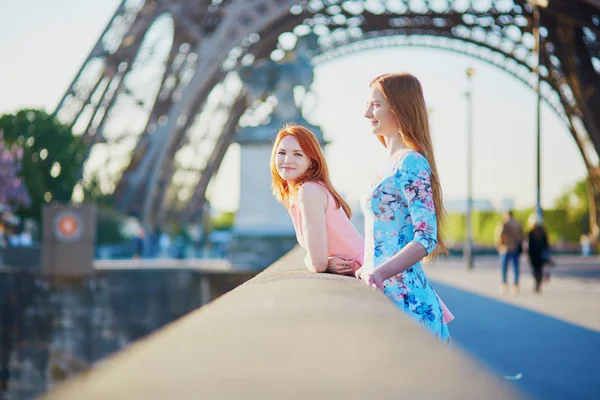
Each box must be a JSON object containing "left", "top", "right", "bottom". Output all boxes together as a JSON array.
[
  {"left": 500, "top": 199, "right": 515, "bottom": 212},
  {"left": 444, "top": 199, "right": 497, "bottom": 214}
]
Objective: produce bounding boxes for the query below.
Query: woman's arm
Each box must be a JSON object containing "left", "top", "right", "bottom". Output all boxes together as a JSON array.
[
  {"left": 373, "top": 241, "right": 427, "bottom": 283},
  {"left": 298, "top": 182, "right": 329, "bottom": 273}
]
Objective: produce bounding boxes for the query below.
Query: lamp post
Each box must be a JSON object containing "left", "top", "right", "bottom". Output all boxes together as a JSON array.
[
  {"left": 465, "top": 66, "right": 475, "bottom": 271},
  {"left": 528, "top": 0, "right": 549, "bottom": 223}
]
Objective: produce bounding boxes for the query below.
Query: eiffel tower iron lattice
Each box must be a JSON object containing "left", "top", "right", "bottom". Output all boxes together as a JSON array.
[{"left": 54, "top": 0, "right": 600, "bottom": 234}]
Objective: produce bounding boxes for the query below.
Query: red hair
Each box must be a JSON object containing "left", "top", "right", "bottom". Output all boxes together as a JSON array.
[{"left": 270, "top": 124, "right": 352, "bottom": 218}]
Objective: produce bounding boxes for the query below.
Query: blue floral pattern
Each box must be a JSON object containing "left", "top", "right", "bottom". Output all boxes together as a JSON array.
[{"left": 363, "top": 150, "right": 450, "bottom": 342}]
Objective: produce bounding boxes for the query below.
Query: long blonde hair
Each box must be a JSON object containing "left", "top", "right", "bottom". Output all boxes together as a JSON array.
[
  {"left": 270, "top": 124, "right": 352, "bottom": 218},
  {"left": 370, "top": 73, "right": 448, "bottom": 260}
]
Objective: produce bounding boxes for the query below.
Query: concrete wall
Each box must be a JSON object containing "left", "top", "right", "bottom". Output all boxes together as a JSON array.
[
  {"left": 41, "top": 247, "right": 523, "bottom": 400},
  {"left": 0, "top": 268, "right": 254, "bottom": 400},
  {"left": 0, "top": 248, "right": 41, "bottom": 270}
]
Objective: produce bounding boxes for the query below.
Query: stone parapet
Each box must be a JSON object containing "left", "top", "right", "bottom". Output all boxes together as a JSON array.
[{"left": 42, "top": 247, "right": 523, "bottom": 400}]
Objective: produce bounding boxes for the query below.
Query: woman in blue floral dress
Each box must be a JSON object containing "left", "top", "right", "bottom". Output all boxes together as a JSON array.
[{"left": 355, "top": 73, "right": 452, "bottom": 342}]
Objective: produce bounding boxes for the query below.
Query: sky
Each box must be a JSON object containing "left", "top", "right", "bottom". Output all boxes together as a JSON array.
[{"left": 0, "top": 0, "right": 589, "bottom": 214}]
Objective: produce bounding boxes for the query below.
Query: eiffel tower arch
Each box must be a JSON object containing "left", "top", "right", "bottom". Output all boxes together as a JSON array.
[{"left": 54, "top": 0, "right": 600, "bottom": 236}]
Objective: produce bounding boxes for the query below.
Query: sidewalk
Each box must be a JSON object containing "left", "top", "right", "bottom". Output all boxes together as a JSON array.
[{"left": 426, "top": 255, "right": 600, "bottom": 332}]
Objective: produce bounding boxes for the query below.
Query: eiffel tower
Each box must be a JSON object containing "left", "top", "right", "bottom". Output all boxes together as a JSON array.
[{"left": 54, "top": 0, "right": 600, "bottom": 233}]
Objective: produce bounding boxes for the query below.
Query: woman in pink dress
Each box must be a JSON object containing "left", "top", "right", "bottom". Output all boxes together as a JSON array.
[{"left": 270, "top": 124, "right": 363, "bottom": 275}]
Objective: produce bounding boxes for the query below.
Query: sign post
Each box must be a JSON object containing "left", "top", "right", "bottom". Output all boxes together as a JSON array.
[{"left": 42, "top": 203, "right": 96, "bottom": 277}]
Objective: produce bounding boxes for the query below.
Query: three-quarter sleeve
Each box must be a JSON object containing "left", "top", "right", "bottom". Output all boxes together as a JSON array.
[{"left": 395, "top": 152, "right": 438, "bottom": 255}]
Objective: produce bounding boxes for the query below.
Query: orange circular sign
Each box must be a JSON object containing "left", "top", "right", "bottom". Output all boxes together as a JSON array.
[
  {"left": 58, "top": 216, "right": 78, "bottom": 238},
  {"left": 54, "top": 211, "right": 83, "bottom": 242}
]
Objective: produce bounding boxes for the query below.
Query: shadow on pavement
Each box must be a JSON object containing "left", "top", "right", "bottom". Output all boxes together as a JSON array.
[{"left": 433, "top": 281, "right": 600, "bottom": 400}]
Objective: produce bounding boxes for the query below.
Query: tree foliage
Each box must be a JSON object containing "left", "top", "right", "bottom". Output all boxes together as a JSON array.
[
  {"left": 211, "top": 211, "right": 235, "bottom": 231},
  {"left": 553, "top": 177, "right": 590, "bottom": 234},
  {"left": 0, "top": 110, "right": 85, "bottom": 221},
  {"left": 96, "top": 208, "right": 126, "bottom": 244}
]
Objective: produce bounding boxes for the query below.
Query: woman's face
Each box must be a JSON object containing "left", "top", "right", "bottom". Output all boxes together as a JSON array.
[
  {"left": 364, "top": 85, "right": 399, "bottom": 138},
  {"left": 275, "top": 135, "right": 311, "bottom": 182}
]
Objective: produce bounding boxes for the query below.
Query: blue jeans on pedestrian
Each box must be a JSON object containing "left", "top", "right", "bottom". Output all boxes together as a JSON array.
[{"left": 501, "top": 251, "right": 520, "bottom": 285}]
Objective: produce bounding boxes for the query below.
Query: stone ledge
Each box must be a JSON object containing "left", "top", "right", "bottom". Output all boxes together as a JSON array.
[{"left": 43, "top": 247, "right": 523, "bottom": 400}]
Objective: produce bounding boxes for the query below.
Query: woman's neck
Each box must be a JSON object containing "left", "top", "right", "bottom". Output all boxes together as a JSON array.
[
  {"left": 384, "top": 135, "right": 411, "bottom": 157},
  {"left": 287, "top": 182, "right": 299, "bottom": 205}
]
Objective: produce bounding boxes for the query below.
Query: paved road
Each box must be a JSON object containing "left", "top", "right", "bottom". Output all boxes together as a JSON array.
[{"left": 429, "top": 256, "right": 600, "bottom": 400}]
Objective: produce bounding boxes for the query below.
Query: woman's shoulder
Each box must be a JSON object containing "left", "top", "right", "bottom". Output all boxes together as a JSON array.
[
  {"left": 395, "top": 149, "right": 430, "bottom": 173},
  {"left": 298, "top": 181, "right": 329, "bottom": 203},
  {"left": 399, "top": 149, "right": 428, "bottom": 166}
]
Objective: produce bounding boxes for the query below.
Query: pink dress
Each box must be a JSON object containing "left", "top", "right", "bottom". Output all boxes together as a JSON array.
[
  {"left": 289, "top": 182, "right": 454, "bottom": 323},
  {"left": 290, "top": 183, "right": 364, "bottom": 274}
]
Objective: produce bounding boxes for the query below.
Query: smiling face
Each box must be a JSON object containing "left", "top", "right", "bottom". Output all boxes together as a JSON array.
[
  {"left": 274, "top": 135, "right": 311, "bottom": 183},
  {"left": 364, "top": 84, "right": 400, "bottom": 139}
]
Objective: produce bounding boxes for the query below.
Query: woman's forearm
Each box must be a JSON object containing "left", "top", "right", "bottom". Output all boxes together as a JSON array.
[
  {"left": 376, "top": 241, "right": 428, "bottom": 281},
  {"left": 304, "top": 253, "right": 328, "bottom": 273}
]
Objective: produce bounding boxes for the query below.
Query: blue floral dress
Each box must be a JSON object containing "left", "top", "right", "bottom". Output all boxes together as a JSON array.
[{"left": 363, "top": 149, "right": 450, "bottom": 342}]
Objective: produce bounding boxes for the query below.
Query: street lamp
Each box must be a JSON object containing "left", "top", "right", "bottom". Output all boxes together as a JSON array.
[
  {"left": 465, "top": 66, "right": 475, "bottom": 271},
  {"left": 527, "top": 0, "right": 550, "bottom": 223}
]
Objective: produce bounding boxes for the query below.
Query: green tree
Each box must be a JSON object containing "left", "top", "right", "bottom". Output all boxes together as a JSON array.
[
  {"left": 211, "top": 211, "right": 235, "bottom": 231},
  {"left": 554, "top": 177, "right": 590, "bottom": 235},
  {"left": 82, "top": 173, "right": 116, "bottom": 208},
  {"left": 96, "top": 208, "right": 126, "bottom": 245},
  {"left": 0, "top": 110, "right": 85, "bottom": 221},
  {"left": 78, "top": 172, "right": 128, "bottom": 245}
]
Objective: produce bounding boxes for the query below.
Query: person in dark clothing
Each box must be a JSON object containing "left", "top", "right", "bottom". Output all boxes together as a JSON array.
[
  {"left": 133, "top": 228, "right": 145, "bottom": 259},
  {"left": 495, "top": 210, "right": 525, "bottom": 295},
  {"left": 527, "top": 216, "right": 551, "bottom": 294}
]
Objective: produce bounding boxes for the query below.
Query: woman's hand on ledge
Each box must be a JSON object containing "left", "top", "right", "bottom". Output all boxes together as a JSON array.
[
  {"left": 327, "top": 256, "right": 355, "bottom": 275},
  {"left": 355, "top": 265, "right": 384, "bottom": 290},
  {"left": 304, "top": 254, "right": 356, "bottom": 276}
]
